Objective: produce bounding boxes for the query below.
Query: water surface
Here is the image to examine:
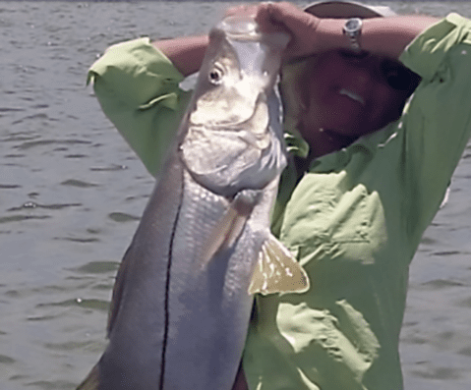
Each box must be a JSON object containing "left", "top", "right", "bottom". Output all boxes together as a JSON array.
[{"left": 1, "top": 2, "right": 470, "bottom": 389}]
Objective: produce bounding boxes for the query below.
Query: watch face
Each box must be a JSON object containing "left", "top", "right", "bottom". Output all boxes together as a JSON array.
[{"left": 345, "top": 18, "right": 361, "bottom": 34}]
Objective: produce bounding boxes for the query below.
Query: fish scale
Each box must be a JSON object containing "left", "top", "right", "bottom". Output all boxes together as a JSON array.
[
  {"left": 163, "top": 174, "right": 258, "bottom": 389},
  {"left": 175, "top": 170, "right": 229, "bottom": 260}
]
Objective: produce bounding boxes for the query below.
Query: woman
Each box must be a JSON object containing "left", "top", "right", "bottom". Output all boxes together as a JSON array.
[{"left": 87, "top": 1, "right": 471, "bottom": 389}]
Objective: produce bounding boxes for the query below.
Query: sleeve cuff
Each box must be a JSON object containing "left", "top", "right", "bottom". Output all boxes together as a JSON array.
[
  {"left": 87, "top": 37, "right": 184, "bottom": 108},
  {"left": 400, "top": 13, "right": 471, "bottom": 80}
]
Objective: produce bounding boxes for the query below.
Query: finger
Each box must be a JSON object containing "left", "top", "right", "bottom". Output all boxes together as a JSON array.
[
  {"left": 260, "top": 2, "right": 320, "bottom": 60},
  {"left": 265, "top": 2, "right": 318, "bottom": 33},
  {"left": 254, "top": 3, "right": 289, "bottom": 33},
  {"left": 225, "top": 4, "right": 259, "bottom": 18}
]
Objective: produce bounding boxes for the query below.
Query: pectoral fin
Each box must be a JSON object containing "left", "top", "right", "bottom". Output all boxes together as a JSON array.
[
  {"left": 249, "top": 234, "right": 310, "bottom": 295},
  {"left": 201, "top": 190, "right": 261, "bottom": 267}
]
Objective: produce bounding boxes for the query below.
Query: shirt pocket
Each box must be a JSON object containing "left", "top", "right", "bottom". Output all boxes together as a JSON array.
[
  {"left": 328, "top": 184, "right": 371, "bottom": 243},
  {"left": 280, "top": 175, "right": 372, "bottom": 249}
]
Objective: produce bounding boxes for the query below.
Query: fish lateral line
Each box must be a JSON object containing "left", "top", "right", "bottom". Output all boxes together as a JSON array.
[{"left": 159, "top": 170, "right": 186, "bottom": 390}]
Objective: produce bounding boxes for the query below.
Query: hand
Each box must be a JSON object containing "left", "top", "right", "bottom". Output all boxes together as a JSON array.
[{"left": 225, "top": 2, "right": 321, "bottom": 61}]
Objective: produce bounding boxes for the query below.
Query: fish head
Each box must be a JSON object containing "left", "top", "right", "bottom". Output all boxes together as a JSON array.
[
  {"left": 191, "top": 16, "right": 289, "bottom": 125},
  {"left": 181, "top": 16, "right": 290, "bottom": 196}
]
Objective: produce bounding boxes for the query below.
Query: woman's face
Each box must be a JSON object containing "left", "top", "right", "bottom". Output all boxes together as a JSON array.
[{"left": 297, "top": 50, "right": 415, "bottom": 157}]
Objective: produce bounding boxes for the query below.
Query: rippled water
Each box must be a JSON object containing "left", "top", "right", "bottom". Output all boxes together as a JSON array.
[{"left": 0, "top": 2, "right": 470, "bottom": 389}]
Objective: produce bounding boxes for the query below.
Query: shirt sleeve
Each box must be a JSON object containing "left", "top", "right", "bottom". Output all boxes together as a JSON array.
[
  {"left": 87, "top": 37, "right": 191, "bottom": 176},
  {"left": 399, "top": 13, "right": 471, "bottom": 240}
]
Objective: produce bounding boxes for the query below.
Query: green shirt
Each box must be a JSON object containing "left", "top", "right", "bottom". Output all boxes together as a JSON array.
[{"left": 87, "top": 13, "right": 471, "bottom": 390}]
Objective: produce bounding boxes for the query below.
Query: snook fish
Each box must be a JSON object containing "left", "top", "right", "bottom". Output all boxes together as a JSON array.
[{"left": 78, "top": 15, "right": 309, "bottom": 390}]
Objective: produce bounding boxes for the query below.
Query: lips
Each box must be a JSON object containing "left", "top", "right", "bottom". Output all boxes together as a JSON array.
[{"left": 339, "top": 88, "right": 365, "bottom": 106}]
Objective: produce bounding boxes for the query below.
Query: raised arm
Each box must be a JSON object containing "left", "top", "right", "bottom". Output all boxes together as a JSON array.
[
  {"left": 152, "top": 3, "right": 437, "bottom": 78},
  {"left": 226, "top": 2, "right": 438, "bottom": 61},
  {"left": 153, "top": 35, "right": 209, "bottom": 77},
  {"left": 313, "top": 14, "right": 439, "bottom": 59}
]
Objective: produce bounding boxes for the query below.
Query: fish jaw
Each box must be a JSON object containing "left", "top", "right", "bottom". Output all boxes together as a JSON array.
[{"left": 181, "top": 93, "right": 287, "bottom": 196}]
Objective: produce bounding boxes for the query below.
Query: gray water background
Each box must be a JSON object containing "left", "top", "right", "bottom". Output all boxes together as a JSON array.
[{"left": 0, "top": 1, "right": 470, "bottom": 389}]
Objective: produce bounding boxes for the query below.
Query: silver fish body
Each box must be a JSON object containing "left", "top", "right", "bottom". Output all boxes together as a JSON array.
[{"left": 78, "top": 15, "right": 308, "bottom": 390}]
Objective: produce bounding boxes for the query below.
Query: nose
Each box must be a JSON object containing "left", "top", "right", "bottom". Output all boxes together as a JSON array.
[
  {"left": 344, "top": 55, "right": 384, "bottom": 91},
  {"left": 354, "top": 55, "right": 384, "bottom": 81}
]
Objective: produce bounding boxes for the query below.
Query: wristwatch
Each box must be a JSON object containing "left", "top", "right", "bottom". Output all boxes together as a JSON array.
[{"left": 343, "top": 17, "right": 363, "bottom": 53}]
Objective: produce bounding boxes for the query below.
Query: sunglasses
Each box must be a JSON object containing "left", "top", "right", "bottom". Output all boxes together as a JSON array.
[{"left": 338, "top": 49, "right": 421, "bottom": 93}]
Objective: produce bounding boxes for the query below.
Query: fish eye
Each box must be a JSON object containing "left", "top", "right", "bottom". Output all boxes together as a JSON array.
[{"left": 208, "top": 67, "right": 224, "bottom": 85}]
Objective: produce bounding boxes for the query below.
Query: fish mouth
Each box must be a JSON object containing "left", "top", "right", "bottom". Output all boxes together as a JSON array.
[
  {"left": 221, "top": 15, "right": 290, "bottom": 47},
  {"left": 339, "top": 88, "right": 365, "bottom": 106},
  {"left": 220, "top": 16, "right": 261, "bottom": 39},
  {"left": 220, "top": 15, "right": 289, "bottom": 84}
]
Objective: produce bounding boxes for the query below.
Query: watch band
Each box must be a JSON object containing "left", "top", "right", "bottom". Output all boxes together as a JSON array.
[{"left": 343, "top": 17, "right": 363, "bottom": 53}]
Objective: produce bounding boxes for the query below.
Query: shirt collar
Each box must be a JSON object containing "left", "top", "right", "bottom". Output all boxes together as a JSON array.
[{"left": 284, "top": 121, "right": 397, "bottom": 173}]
